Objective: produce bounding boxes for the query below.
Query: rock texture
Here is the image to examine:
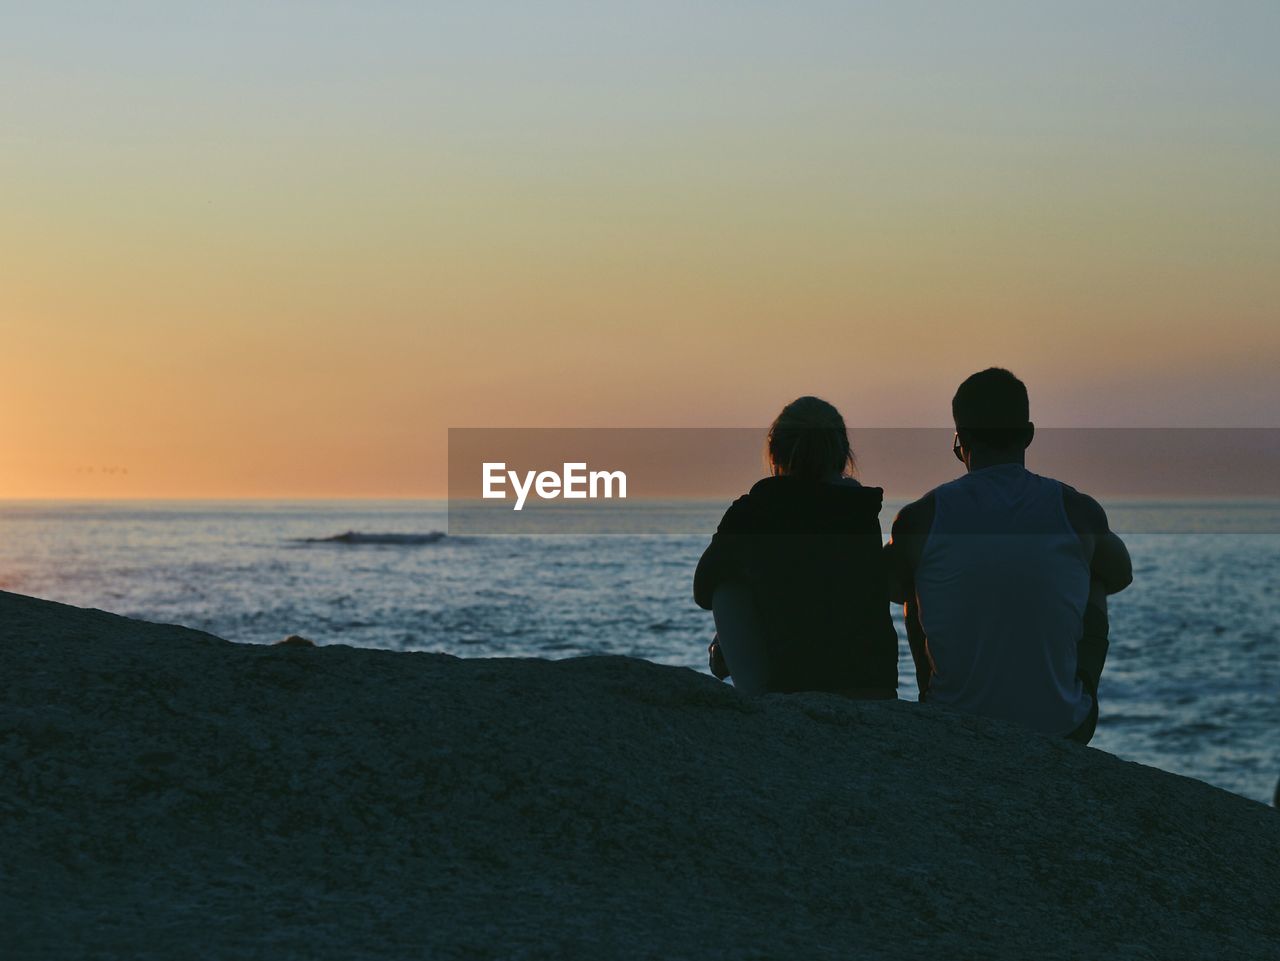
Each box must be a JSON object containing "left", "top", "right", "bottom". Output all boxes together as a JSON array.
[{"left": 2, "top": 589, "right": 1277, "bottom": 960}]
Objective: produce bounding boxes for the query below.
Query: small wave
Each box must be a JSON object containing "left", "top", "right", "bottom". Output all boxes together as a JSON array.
[{"left": 295, "top": 531, "right": 447, "bottom": 546}]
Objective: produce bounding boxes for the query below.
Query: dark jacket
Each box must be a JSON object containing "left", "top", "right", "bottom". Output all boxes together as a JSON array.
[{"left": 694, "top": 476, "right": 898, "bottom": 694}]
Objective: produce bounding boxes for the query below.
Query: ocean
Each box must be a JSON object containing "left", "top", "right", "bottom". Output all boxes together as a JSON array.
[{"left": 1, "top": 499, "right": 1276, "bottom": 805}]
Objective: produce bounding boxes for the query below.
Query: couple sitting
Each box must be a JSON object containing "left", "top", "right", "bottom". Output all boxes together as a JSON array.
[{"left": 694, "top": 368, "right": 1132, "bottom": 745}]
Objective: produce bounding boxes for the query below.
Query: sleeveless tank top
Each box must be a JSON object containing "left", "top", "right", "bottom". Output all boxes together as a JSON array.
[{"left": 915, "top": 464, "right": 1092, "bottom": 735}]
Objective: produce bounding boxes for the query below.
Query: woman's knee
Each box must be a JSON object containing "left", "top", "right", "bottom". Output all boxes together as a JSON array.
[{"left": 711, "top": 583, "right": 770, "bottom": 695}]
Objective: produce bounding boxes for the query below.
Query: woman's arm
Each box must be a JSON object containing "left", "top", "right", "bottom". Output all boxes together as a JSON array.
[
  {"left": 692, "top": 495, "right": 752, "bottom": 610},
  {"left": 693, "top": 540, "right": 723, "bottom": 610}
]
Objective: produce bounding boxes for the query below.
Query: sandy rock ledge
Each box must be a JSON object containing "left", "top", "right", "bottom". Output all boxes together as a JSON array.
[{"left": 2, "top": 590, "right": 1277, "bottom": 960}]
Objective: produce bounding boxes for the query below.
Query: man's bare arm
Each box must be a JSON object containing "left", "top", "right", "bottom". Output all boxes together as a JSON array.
[
  {"left": 885, "top": 495, "right": 936, "bottom": 697},
  {"left": 884, "top": 495, "right": 934, "bottom": 604},
  {"left": 903, "top": 599, "right": 932, "bottom": 700},
  {"left": 1077, "top": 577, "right": 1110, "bottom": 695},
  {"left": 1092, "top": 530, "right": 1132, "bottom": 595},
  {"left": 1063, "top": 486, "right": 1133, "bottom": 594}
]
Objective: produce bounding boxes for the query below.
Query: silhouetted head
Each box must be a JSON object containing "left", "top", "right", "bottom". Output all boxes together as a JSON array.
[
  {"left": 952, "top": 368, "right": 1034, "bottom": 459},
  {"left": 766, "top": 396, "right": 854, "bottom": 480}
]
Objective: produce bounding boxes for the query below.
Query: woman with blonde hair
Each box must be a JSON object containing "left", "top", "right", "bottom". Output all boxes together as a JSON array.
[{"left": 693, "top": 396, "right": 897, "bottom": 697}]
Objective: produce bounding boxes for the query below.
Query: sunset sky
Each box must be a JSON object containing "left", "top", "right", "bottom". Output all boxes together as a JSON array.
[{"left": 3, "top": 2, "right": 1278, "bottom": 498}]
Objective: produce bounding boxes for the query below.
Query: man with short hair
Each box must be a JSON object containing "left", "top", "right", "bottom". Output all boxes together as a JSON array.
[{"left": 885, "top": 368, "right": 1132, "bottom": 743}]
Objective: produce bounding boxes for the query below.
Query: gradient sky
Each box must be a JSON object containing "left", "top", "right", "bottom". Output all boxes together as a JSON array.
[{"left": 3, "top": 2, "right": 1278, "bottom": 497}]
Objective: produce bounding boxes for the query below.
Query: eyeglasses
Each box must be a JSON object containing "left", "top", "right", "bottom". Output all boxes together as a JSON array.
[{"left": 952, "top": 432, "right": 965, "bottom": 463}]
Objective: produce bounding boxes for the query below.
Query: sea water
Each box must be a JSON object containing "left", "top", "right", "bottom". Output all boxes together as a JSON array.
[{"left": 1, "top": 499, "right": 1276, "bottom": 805}]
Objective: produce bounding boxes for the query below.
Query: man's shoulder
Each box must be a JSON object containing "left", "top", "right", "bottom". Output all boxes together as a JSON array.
[
  {"left": 1057, "top": 482, "right": 1110, "bottom": 536},
  {"left": 1057, "top": 480, "right": 1100, "bottom": 509}
]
